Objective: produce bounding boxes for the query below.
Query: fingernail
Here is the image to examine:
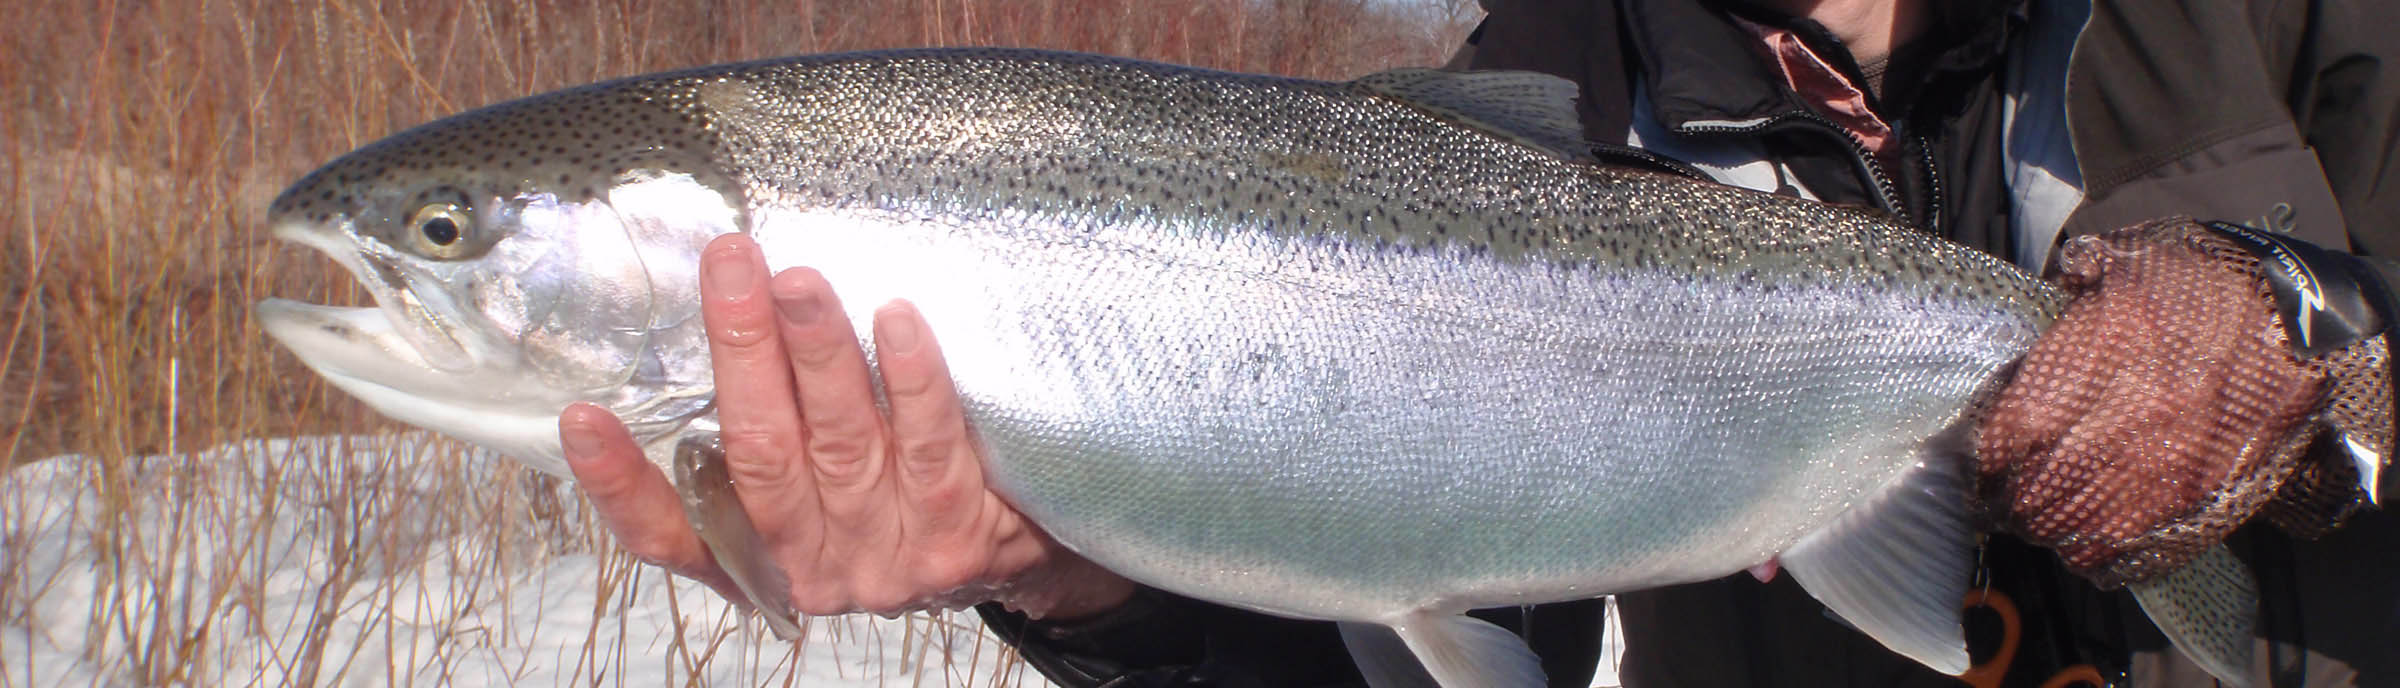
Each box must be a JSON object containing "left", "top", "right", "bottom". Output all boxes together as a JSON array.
[
  {"left": 774, "top": 284, "right": 823, "bottom": 326},
  {"left": 561, "top": 421, "right": 604, "bottom": 462},
  {"left": 877, "top": 304, "right": 921, "bottom": 355},
  {"left": 706, "top": 245, "right": 755, "bottom": 299}
]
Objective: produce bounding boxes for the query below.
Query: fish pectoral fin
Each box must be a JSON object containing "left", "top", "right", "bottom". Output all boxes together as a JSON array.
[
  {"left": 2130, "top": 545, "right": 2259, "bottom": 688},
  {"left": 1342, "top": 613, "right": 1545, "bottom": 688},
  {"left": 1781, "top": 428, "right": 1975, "bottom": 675},
  {"left": 673, "top": 430, "right": 808, "bottom": 640},
  {"left": 1349, "top": 69, "right": 1593, "bottom": 164}
]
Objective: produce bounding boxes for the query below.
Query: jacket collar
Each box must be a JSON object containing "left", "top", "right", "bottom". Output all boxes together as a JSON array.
[{"left": 1622, "top": 0, "right": 2023, "bottom": 131}]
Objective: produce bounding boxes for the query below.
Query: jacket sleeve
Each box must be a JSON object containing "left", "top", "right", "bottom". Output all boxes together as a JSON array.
[
  {"left": 2282, "top": 0, "right": 2400, "bottom": 258},
  {"left": 973, "top": 587, "right": 1368, "bottom": 688}
]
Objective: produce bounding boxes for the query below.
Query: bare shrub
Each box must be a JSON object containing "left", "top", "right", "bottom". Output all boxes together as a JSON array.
[{"left": 0, "top": 1, "right": 1478, "bottom": 686}]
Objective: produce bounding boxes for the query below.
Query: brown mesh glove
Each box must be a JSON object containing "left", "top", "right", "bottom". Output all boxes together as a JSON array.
[{"left": 1976, "top": 218, "right": 2391, "bottom": 589}]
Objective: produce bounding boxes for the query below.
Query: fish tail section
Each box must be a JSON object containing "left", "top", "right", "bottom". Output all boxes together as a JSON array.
[
  {"left": 673, "top": 430, "right": 808, "bottom": 640},
  {"left": 2129, "top": 545, "right": 2259, "bottom": 688},
  {"left": 1342, "top": 613, "right": 1546, "bottom": 688},
  {"left": 1781, "top": 425, "right": 1976, "bottom": 674}
]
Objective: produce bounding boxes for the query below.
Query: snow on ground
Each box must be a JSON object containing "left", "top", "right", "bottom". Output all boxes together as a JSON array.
[
  {"left": 1, "top": 435, "right": 1047, "bottom": 687},
  {"left": 0, "top": 434, "right": 1620, "bottom": 687}
]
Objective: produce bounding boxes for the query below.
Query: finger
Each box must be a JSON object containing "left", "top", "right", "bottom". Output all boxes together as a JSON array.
[
  {"left": 696, "top": 235, "right": 818, "bottom": 527},
  {"left": 1979, "top": 299, "right": 2119, "bottom": 475},
  {"left": 875, "top": 300, "right": 997, "bottom": 590},
  {"left": 763, "top": 270, "right": 902, "bottom": 605},
  {"left": 559, "top": 403, "right": 742, "bottom": 596},
  {"left": 764, "top": 268, "right": 894, "bottom": 509}
]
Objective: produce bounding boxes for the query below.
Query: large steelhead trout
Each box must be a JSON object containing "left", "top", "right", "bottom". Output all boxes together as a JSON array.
[{"left": 256, "top": 49, "right": 2248, "bottom": 686}]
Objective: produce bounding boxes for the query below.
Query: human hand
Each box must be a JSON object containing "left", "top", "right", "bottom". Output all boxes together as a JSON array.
[
  {"left": 1976, "top": 219, "right": 2388, "bottom": 587},
  {"left": 557, "top": 234, "right": 1135, "bottom": 621}
]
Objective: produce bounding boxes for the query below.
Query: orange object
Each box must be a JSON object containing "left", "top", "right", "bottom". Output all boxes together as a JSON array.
[
  {"left": 1958, "top": 588, "right": 2020, "bottom": 688},
  {"left": 1958, "top": 587, "right": 2113, "bottom": 688}
]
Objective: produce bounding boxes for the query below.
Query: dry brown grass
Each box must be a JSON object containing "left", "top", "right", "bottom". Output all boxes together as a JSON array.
[{"left": 0, "top": 1, "right": 1478, "bottom": 685}]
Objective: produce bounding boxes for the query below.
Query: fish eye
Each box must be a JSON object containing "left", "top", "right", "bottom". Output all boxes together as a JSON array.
[{"left": 407, "top": 203, "right": 473, "bottom": 257}]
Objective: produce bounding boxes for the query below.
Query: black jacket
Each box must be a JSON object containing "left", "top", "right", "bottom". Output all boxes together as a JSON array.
[{"left": 982, "top": 0, "right": 2400, "bottom": 685}]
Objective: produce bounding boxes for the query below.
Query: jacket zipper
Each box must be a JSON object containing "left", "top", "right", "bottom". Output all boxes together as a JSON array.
[
  {"left": 1915, "top": 136, "right": 1942, "bottom": 230},
  {"left": 1675, "top": 111, "right": 1917, "bottom": 225},
  {"left": 1590, "top": 141, "right": 1715, "bottom": 182}
]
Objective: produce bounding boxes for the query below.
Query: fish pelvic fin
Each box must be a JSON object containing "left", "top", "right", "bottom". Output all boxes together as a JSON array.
[
  {"left": 1781, "top": 425, "right": 1976, "bottom": 674},
  {"left": 1342, "top": 613, "right": 1546, "bottom": 688},
  {"left": 1350, "top": 69, "right": 1595, "bottom": 164},
  {"left": 673, "top": 429, "right": 808, "bottom": 640},
  {"left": 2130, "top": 545, "right": 2259, "bottom": 688}
]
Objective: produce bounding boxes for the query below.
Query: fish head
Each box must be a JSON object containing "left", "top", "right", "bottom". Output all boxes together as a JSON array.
[{"left": 256, "top": 80, "right": 744, "bottom": 475}]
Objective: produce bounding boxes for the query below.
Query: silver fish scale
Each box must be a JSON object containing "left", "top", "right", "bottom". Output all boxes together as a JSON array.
[{"left": 665, "top": 50, "right": 2067, "bottom": 620}]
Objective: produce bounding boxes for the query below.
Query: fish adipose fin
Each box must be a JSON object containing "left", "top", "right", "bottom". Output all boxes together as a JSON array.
[
  {"left": 673, "top": 430, "right": 808, "bottom": 640},
  {"left": 1780, "top": 429, "right": 1976, "bottom": 674},
  {"left": 1342, "top": 614, "right": 1546, "bottom": 688},
  {"left": 1350, "top": 69, "right": 1596, "bottom": 163},
  {"left": 2129, "top": 545, "right": 2259, "bottom": 688}
]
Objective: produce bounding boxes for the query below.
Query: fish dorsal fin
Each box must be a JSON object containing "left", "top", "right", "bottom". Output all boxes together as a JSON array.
[
  {"left": 1352, "top": 69, "right": 1595, "bottom": 162},
  {"left": 1342, "top": 614, "right": 1546, "bottom": 688},
  {"left": 1779, "top": 425, "right": 1976, "bottom": 675}
]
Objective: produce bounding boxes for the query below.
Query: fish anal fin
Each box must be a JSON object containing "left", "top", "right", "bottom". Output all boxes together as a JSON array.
[
  {"left": 1780, "top": 433, "right": 1975, "bottom": 674},
  {"left": 1346, "top": 613, "right": 1545, "bottom": 688},
  {"left": 1339, "top": 622, "right": 1442, "bottom": 688}
]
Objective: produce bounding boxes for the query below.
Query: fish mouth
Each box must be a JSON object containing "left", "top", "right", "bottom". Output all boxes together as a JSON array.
[
  {"left": 269, "top": 219, "right": 473, "bottom": 371},
  {"left": 255, "top": 297, "right": 570, "bottom": 471},
  {"left": 255, "top": 297, "right": 446, "bottom": 393}
]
